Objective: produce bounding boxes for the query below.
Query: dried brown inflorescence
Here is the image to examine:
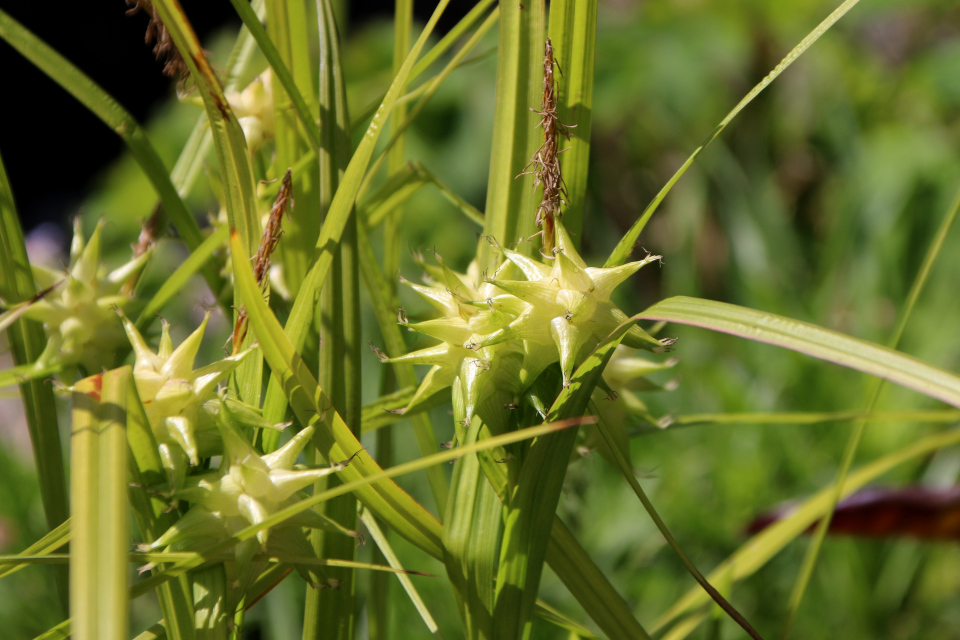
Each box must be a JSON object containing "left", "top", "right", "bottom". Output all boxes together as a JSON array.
[
  {"left": 229, "top": 170, "right": 294, "bottom": 354},
  {"left": 125, "top": 0, "right": 189, "bottom": 79},
  {"left": 252, "top": 170, "right": 293, "bottom": 288},
  {"left": 521, "top": 38, "right": 575, "bottom": 253}
]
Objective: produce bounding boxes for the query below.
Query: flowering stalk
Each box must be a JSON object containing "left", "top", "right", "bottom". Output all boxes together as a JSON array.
[
  {"left": 230, "top": 169, "right": 292, "bottom": 355},
  {"left": 124, "top": 0, "right": 188, "bottom": 79},
  {"left": 522, "top": 38, "right": 574, "bottom": 254}
]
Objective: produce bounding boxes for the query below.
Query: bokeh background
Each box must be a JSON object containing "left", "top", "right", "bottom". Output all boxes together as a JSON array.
[{"left": 3, "top": 0, "right": 960, "bottom": 638}]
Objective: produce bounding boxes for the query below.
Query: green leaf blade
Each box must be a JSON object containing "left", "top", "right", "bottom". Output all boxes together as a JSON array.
[
  {"left": 605, "top": 0, "right": 863, "bottom": 268},
  {"left": 70, "top": 369, "right": 131, "bottom": 640},
  {"left": 640, "top": 296, "right": 960, "bottom": 409},
  {"left": 478, "top": 0, "right": 544, "bottom": 267},
  {"left": 0, "top": 145, "right": 69, "bottom": 610},
  {"left": 230, "top": 229, "right": 445, "bottom": 559}
]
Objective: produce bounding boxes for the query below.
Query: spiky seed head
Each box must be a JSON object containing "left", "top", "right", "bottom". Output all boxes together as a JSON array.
[{"left": 21, "top": 219, "right": 151, "bottom": 373}]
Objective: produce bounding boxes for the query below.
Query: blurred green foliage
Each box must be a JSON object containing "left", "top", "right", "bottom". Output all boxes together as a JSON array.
[{"left": 6, "top": 0, "right": 960, "bottom": 637}]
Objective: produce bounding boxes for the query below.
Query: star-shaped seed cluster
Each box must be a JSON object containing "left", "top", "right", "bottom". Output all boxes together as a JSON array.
[
  {"left": 143, "top": 404, "right": 355, "bottom": 591},
  {"left": 121, "top": 312, "right": 254, "bottom": 489},
  {"left": 385, "top": 223, "right": 667, "bottom": 426},
  {"left": 19, "top": 219, "right": 151, "bottom": 373}
]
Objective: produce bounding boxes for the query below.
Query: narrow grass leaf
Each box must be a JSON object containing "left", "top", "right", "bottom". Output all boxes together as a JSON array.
[
  {"left": 672, "top": 410, "right": 960, "bottom": 428},
  {"left": 0, "top": 363, "right": 62, "bottom": 391},
  {"left": 0, "top": 299, "right": 44, "bottom": 335},
  {"left": 360, "top": 507, "right": 442, "bottom": 638},
  {"left": 0, "top": 148, "right": 69, "bottom": 608},
  {"left": 420, "top": 163, "right": 486, "bottom": 227},
  {"left": 660, "top": 613, "right": 709, "bottom": 640},
  {"left": 478, "top": 0, "right": 544, "bottom": 267},
  {"left": 640, "top": 296, "right": 960, "bottom": 409},
  {"left": 605, "top": 0, "right": 862, "bottom": 267},
  {"left": 360, "top": 162, "right": 430, "bottom": 228},
  {"left": 653, "top": 426, "right": 960, "bottom": 638},
  {"left": 134, "top": 551, "right": 433, "bottom": 576},
  {"left": 33, "top": 620, "right": 70, "bottom": 640},
  {"left": 231, "top": 229, "right": 445, "bottom": 557},
  {"left": 225, "top": 0, "right": 320, "bottom": 150},
  {"left": 361, "top": 162, "right": 484, "bottom": 229},
  {"left": 360, "top": 386, "right": 447, "bottom": 434},
  {"left": 533, "top": 599, "right": 602, "bottom": 640},
  {"left": 0, "top": 519, "right": 70, "bottom": 580},
  {"left": 70, "top": 368, "right": 130, "bottom": 640}
]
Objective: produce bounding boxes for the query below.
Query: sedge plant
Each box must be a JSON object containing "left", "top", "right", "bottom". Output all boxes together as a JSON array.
[{"left": 2, "top": 1, "right": 960, "bottom": 640}]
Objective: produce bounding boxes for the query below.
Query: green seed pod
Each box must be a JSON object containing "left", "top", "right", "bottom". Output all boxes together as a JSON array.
[
  {"left": 144, "top": 404, "right": 357, "bottom": 593},
  {"left": 389, "top": 222, "right": 665, "bottom": 429},
  {"left": 226, "top": 72, "right": 275, "bottom": 153},
  {"left": 120, "top": 312, "right": 254, "bottom": 488},
  {"left": 19, "top": 219, "right": 151, "bottom": 374}
]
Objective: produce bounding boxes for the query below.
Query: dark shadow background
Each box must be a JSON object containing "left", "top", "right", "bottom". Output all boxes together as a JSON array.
[{"left": 0, "top": 0, "right": 471, "bottom": 232}]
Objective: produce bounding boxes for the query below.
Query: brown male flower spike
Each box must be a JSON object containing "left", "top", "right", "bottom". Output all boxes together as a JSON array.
[
  {"left": 230, "top": 169, "right": 293, "bottom": 354},
  {"left": 521, "top": 38, "right": 575, "bottom": 254},
  {"left": 125, "top": 0, "right": 188, "bottom": 79}
]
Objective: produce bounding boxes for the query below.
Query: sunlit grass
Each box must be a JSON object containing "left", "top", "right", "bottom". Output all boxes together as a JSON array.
[{"left": 1, "top": 1, "right": 960, "bottom": 639}]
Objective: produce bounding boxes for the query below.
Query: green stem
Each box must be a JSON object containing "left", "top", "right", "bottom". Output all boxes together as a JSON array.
[
  {"left": 0, "top": 146, "right": 69, "bottom": 614},
  {"left": 547, "top": 0, "right": 597, "bottom": 246},
  {"left": 478, "top": 0, "right": 544, "bottom": 268},
  {"left": 370, "top": 1, "right": 412, "bottom": 636},
  {"left": 304, "top": 1, "right": 358, "bottom": 638}
]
